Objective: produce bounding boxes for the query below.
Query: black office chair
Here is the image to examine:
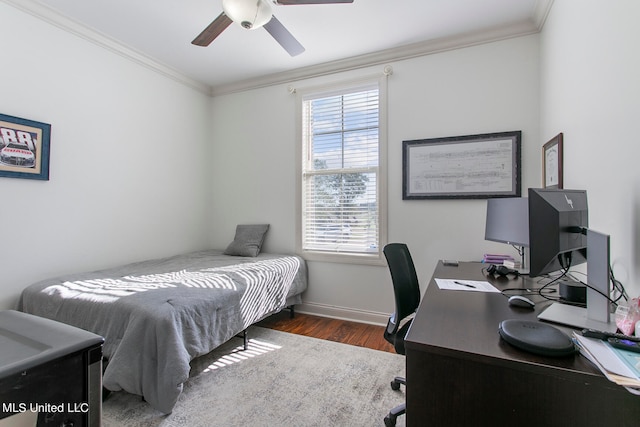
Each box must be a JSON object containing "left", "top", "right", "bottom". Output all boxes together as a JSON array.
[{"left": 382, "top": 243, "right": 421, "bottom": 427}]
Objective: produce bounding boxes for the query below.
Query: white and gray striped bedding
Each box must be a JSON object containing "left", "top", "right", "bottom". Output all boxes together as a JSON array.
[{"left": 18, "top": 250, "right": 307, "bottom": 414}]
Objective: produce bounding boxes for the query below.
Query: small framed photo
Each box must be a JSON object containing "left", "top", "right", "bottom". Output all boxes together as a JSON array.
[
  {"left": 542, "top": 133, "right": 563, "bottom": 189},
  {"left": 0, "top": 113, "right": 51, "bottom": 181}
]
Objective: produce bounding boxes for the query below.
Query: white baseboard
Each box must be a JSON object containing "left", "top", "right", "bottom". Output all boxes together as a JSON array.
[{"left": 294, "top": 302, "right": 389, "bottom": 326}]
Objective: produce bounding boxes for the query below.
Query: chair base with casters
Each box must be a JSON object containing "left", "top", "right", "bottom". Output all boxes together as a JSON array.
[
  {"left": 391, "top": 376, "right": 405, "bottom": 391},
  {"left": 384, "top": 403, "right": 406, "bottom": 427},
  {"left": 383, "top": 317, "right": 411, "bottom": 426},
  {"left": 384, "top": 376, "right": 406, "bottom": 427}
]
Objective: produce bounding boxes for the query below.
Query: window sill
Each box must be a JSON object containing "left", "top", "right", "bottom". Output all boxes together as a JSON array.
[{"left": 298, "top": 249, "right": 386, "bottom": 266}]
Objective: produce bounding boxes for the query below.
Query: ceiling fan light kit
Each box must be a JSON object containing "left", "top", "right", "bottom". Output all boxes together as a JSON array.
[
  {"left": 192, "top": 0, "right": 354, "bottom": 56},
  {"left": 222, "top": 0, "right": 272, "bottom": 30}
]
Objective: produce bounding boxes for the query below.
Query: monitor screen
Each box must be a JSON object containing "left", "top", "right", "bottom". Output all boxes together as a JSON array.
[
  {"left": 485, "top": 197, "right": 529, "bottom": 247},
  {"left": 528, "top": 188, "right": 588, "bottom": 277}
]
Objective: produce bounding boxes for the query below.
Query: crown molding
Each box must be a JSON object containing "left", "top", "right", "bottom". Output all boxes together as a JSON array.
[
  {"left": 211, "top": 18, "right": 542, "bottom": 96},
  {"left": 533, "top": 0, "right": 554, "bottom": 31},
  {"left": 3, "top": 0, "right": 212, "bottom": 96}
]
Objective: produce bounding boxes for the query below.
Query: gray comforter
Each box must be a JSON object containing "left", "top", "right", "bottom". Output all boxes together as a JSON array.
[{"left": 17, "top": 250, "right": 307, "bottom": 414}]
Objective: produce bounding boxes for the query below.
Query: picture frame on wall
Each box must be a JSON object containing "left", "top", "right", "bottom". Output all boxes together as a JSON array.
[
  {"left": 542, "top": 133, "right": 563, "bottom": 189},
  {"left": 0, "top": 113, "right": 51, "bottom": 181},
  {"left": 402, "top": 130, "right": 521, "bottom": 199}
]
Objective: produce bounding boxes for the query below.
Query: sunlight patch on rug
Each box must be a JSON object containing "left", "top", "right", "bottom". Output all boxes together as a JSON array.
[
  {"left": 200, "top": 338, "right": 282, "bottom": 373},
  {"left": 102, "top": 327, "right": 406, "bottom": 427}
]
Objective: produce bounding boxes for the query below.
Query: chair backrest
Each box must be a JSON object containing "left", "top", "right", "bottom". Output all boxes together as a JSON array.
[{"left": 383, "top": 243, "right": 421, "bottom": 353}]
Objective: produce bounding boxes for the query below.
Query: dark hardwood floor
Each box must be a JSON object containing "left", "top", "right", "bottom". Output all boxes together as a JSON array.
[{"left": 256, "top": 310, "right": 395, "bottom": 353}]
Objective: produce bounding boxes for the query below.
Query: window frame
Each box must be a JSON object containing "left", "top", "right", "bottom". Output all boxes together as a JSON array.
[{"left": 295, "top": 75, "right": 388, "bottom": 265}]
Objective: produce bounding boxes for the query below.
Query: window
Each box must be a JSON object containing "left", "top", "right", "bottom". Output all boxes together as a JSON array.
[{"left": 297, "top": 77, "right": 387, "bottom": 264}]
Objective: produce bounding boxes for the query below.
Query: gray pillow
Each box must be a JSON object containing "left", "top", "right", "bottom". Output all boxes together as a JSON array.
[{"left": 224, "top": 224, "right": 270, "bottom": 257}]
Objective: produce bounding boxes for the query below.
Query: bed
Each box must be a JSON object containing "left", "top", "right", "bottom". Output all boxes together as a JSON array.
[{"left": 17, "top": 248, "right": 307, "bottom": 414}]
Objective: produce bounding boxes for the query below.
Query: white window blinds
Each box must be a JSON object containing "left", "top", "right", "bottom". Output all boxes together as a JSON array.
[{"left": 301, "top": 83, "right": 380, "bottom": 255}]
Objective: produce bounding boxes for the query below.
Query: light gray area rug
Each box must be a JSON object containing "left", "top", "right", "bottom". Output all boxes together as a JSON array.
[{"left": 102, "top": 326, "right": 407, "bottom": 427}]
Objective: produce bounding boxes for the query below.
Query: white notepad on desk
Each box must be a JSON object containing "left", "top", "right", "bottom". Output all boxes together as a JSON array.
[{"left": 434, "top": 278, "right": 500, "bottom": 293}]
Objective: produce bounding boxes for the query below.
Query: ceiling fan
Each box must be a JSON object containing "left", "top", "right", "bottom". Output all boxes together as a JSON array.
[{"left": 192, "top": 0, "right": 354, "bottom": 57}]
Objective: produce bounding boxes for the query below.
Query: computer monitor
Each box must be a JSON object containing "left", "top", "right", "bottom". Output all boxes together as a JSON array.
[
  {"left": 529, "top": 188, "right": 615, "bottom": 331},
  {"left": 485, "top": 197, "right": 529, "bottom": 248},
  {"left": 527, "top": 188, "right": 588, "bottom": 278}
]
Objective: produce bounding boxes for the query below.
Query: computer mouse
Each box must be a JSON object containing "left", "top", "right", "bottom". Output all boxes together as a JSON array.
[{"left": 508, "top": 295, "right": 535, "bottom": 309}]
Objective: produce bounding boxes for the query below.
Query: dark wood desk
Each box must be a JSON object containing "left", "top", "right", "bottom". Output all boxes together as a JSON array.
[{"left": 404, "top": 261, "right": 640, "bottom": 427}]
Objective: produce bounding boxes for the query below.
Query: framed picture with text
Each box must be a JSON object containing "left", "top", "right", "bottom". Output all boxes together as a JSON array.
[
  {"left": 402, "top": 131, "right": 521, "bottom": 199},
  {"left": 543, "top": 133, "right": 563, "bottom": 189},
  {"left": 0, "top": 113, "right": 51, "bottom": 181}
]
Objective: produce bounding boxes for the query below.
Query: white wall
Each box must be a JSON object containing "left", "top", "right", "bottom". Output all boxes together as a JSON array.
[
  {"left": 210, "top": 35, "right": 541, "bottom": 323},
  {"left": 540, "top": 0, "right": 640, "bottom": 299},
  {"left": 0, "top": 3, "right": 213, "bottom": 309}
]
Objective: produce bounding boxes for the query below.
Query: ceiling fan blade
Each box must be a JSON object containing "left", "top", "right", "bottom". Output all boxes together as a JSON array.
[
  {"left": 276, "top": 0, "right": 353, "bottom": 4},
  {"left": 263, "top": 16, "right": 305, "bottom": 57},
  {"left": 191, "top": 12, "right": 233, "bottom": 47}
]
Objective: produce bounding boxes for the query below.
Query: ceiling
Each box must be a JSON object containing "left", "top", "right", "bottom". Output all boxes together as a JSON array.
[{"left": 12, "top": 0, "right": 551, "bottom": 94}]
